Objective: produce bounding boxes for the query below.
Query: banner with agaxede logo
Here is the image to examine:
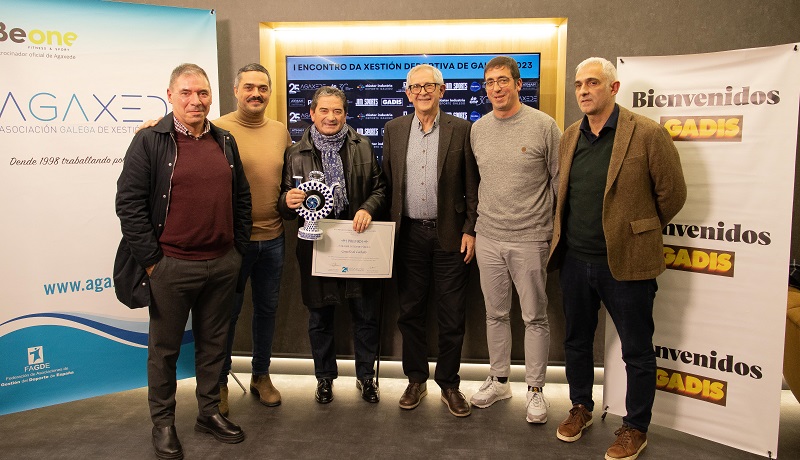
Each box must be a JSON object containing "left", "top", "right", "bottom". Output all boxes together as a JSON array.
[
  {"left": 0, "top": 0, "right": 219, "bottom": 415},
  {"left": 604, "top": 44, "right": 800, "bottom": 457}
]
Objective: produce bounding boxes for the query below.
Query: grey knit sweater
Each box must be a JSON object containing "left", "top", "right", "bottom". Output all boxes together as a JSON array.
[{"left": 470, "top": 104, "right": 561, "bottom": 242}]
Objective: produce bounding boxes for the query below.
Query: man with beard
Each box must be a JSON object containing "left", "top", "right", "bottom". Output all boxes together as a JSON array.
[{"left": 214, "top": 63, "right": 292, "bottom": 415}]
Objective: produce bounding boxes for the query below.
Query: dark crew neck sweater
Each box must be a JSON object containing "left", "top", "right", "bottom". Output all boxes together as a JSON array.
[{"left": 159, "top": 132, "right": 233, "bottom": 260}]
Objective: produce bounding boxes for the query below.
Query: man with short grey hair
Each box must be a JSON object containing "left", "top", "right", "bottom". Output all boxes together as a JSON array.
[
  {"left": 115, "top": 63, "right": 251, "bottom": 460},
  {"left": 549, "top": 56, "right": 686, "bottom": 460},
  {"left": 469, "top": 56, "right": 560, "bottom": 425},
  {"left": 137, "top": 63, "right": 292, "bottom": 416},
  {"left": 383, "top": 64, "right": 479, "bottom": 417}
]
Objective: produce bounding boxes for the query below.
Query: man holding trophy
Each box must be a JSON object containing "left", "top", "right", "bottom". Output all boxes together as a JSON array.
[{"left": 279, "top": 86, "right": 388, "bottom": 405}]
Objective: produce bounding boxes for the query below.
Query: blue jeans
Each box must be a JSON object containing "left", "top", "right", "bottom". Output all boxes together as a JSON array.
[
  {"left": 220, "top": 235, "right": 285, "bottom": 384},
  {"left": 307, "top": 285, "right": 380, "bottom": 381},
  {"left": 559, "top": 254, "right": 657, "bottom": 432}
]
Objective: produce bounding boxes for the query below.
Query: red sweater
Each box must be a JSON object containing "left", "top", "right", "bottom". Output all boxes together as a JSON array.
[{"left": 159, "top": 133, "right": 233, "bottom": 260}]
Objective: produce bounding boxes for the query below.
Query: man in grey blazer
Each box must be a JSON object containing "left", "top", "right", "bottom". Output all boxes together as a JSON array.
[
  {"left": 548, "top": 57, "right": 686, "bottom": 460},
  {"left": 382, "top": 64, "right": 479, "bottom": 417}
]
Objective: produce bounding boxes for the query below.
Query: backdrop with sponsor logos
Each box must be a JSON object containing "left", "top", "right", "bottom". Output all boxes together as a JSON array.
[
  {"left": 284, "top": 53, "right": 540, "bottom": 161},
  {"left": 0, "top": 0, "right": 219, "bottom": 415},
  {"left": 602, "top": 44, "right": 800, "bottom": 457}
]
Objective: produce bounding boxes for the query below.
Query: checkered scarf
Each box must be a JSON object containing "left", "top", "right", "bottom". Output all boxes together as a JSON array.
[{"left": 310, "top": 124, "right": 349, "bottom": 216}]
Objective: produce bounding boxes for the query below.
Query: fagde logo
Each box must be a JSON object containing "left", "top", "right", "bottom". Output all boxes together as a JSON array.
[
  {"left": 0, "top": 21, "right": 78, "bottom": 47},
  {"left": 28, "top": 346, "right": 44, "bottom": 365},
  {"left": 25, "top": 346, "right": 50, "bottom": 372}
]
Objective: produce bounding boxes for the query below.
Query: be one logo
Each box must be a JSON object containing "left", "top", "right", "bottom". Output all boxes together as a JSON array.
[
  {"left": 0, "top": 21, "right": 78, "bottom": 47},
  {"left": 28, "top": 346, "right": 43, "bottom": 365}
]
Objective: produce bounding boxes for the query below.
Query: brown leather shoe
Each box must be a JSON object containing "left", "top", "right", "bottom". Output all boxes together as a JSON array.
[
  {"left": 605, "top": 425, "right": 647, "bottom": 460},
  {"left": 398, "top": 382, "right": 427, "bottom": 410},
  {"left": 218, "top": 384, "right": 229, "bottom": 417},
  {"left": 250, "top": 374, "right": 281, "bottom": 407},
  {"left": 440, "top": 388, "right": 471, "bottom": 417},
  {"left": 557, "top": 404, "right": 592, "bottom": 442}
]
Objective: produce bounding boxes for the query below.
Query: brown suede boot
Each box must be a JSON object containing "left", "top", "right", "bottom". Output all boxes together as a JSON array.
[
  {"left": 218, "top": 384, "right": 229, "bottom": 417},
  {"left": 250, "top": 374, "right": 281, "bottom": 407}
]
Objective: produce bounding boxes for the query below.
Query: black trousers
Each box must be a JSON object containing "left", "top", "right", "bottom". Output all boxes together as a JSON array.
[
  {"left": 307, "top": 285, "right": 380, "bottom": 381},
  {"left": 396, "top": 220, "right": 470, "bottom": 389},
  {"left": 146, "top": 248, "right": 241, "bottom": 427}
]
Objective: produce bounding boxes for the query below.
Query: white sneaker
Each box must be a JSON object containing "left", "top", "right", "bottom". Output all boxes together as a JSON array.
[
  {"left": 469, "top": 376, "right": 512, "bottom": 408},
  {"left": 526, "top": 387, "right": 549, "bottom": 423}
]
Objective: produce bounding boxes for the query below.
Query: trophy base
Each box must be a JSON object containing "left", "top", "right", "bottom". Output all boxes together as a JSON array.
[{"left": 298, "top": 227, "right": 323, "bottom": 241}]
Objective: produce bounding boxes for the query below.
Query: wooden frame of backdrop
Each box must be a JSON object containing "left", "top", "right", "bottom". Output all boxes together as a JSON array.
[{"left": 260, "top": 18, "right": 568, "bottom": 130}]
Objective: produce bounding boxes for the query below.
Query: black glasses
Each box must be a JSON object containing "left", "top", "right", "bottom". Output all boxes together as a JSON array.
[
  {"left": 407, "top": 82, "right": 440, "bottom": 94},
  {"left": 483, "top": 77, "right": 513, "bottom": 89}
]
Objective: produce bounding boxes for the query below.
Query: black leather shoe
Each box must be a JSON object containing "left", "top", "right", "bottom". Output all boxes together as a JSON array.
[
  {"left": 194, "top": 413, "right": 245, "bottom": 444},
  {"left": 315, "top": 378, "right": 334, "bottom": 404},
  {"left": 152, "top": 425, "right": 183, "bottom": 460},
  {"left": 356, "top": 378, "right": 380, "bottom": 403}
]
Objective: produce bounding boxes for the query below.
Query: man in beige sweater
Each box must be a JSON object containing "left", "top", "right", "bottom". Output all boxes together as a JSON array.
[{"left": 214, "top": 64, "right": 292, "bottom": 415}]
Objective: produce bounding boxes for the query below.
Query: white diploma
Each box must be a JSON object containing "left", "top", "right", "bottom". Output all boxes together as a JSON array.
[{"left": 311, "top": 219, "right": 396, "bottom": 278}]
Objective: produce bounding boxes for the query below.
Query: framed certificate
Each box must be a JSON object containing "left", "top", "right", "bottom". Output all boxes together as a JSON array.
[{"left": 311, "top": 219, "right": 396, "bottom": 278}]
